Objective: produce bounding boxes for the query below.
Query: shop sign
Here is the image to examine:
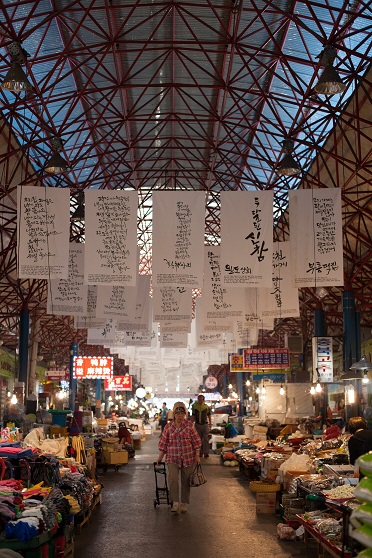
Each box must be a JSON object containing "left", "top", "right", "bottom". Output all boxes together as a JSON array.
[
  {"left": 230, "top": 354, "right": 244, "bottom": 372},
  {"left": 243, "top": 348, "right": 289, "bottom": 369},
  {"left": 312, "top": 336, "right": 333, "bottom": 382},
  {"left": 204, "top": 376, "right": 218, "bottom": 389},
  {"left": 104, "top": 375, "right": 132, "bottom": 391},
  {"left": 45, "top": 368, "right": 69, "bottom": 381},
  {"left": 73, "top": 356, "right": 113, "bottom": 379}
]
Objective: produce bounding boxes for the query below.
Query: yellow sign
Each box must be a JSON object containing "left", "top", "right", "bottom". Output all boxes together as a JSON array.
[{"left": 230, "top": 354, "right": 243, "bottom": 372}]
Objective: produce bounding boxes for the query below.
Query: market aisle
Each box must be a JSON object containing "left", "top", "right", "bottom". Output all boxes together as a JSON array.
[{"left": 74, "top": 433, "right": 314, "bottom": 558}]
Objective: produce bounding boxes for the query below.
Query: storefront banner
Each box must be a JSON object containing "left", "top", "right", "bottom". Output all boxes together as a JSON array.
[
  {"left": 87, "top": 318, "right": 116, "bottom": 346},
  {"left": 84, "top": 190, "right": 138, "bottom": 285},
  {"left": 243, "top": 348, "right": 290, "bottom": 369},
  {"left": 152, "top": 191, "right": 205, "bottom": 288},
  {"left": 116, "top": 275, "right": 151, "bottom": 332},
  {"left": 260, "top": 241, "right": 300, "bottom": 318},
  {"left": 201, "top": 246, "right": 244, "bottom": 320},
  {"left": 152, "top": 286, "right": 192, "bottom": 322},
  {"left": 220, "top": 191, "right": 273, "bottom": 287},
  {"left": 312, "top": 336, "right": 333, "bottom": 383},
  {"left": 17, "top": 186, "right": 70, "bottom": 279},
  {"left": 289, "top": 188, "right": 344, "bottom": 287},
  {"left": 104, "top": 375, "right": 132, "bottom": 391},
  {"left": 160, "top": 332, "right": 188, "bottom": 349},
  {"left": 47, "top": 244, "right": 88, "bottom": 316},
  {"left": 73, "top": 356, "right": 113, "bottom": 379}
]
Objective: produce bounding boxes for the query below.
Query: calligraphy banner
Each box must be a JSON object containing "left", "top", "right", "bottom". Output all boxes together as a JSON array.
[
  {"left": 87, "top": 318, "right": 116, "bottom": 346},
  {"left": 201, "top": 246, "right": 243, "bottom": 320},
  {"left": 96, "top": 284, "right": 137, "bottom": 319},
  {"left": 160, "top": 320, "right": 191, "bottom": 333},
  {"left": 220, "top": 191, "right": 273, "bottom": 287},
  {"left": 243, "top": 289, "right": 274, "bottom": 330},
  {"left": 289, "top": 189, "right": 343, "bottom": 287},
  {"left": 152, "top": 286, "right": 192, "bottom": 322},
  {"left": 152, "top": 191, "right": 205, "bottom": 288},
  {"left": 233, "top": 321, "right": 259, "bottom": 348},
  {"left": 17, "top": 186, "right": 70, "bottom": 279},
  {"left": 260, "top": 242, "right": 300, "bottom": 318},
  {"left": 116, "top": 275, "right": 151, "bottom": 332},
  {"left": 84, "top": 190, "right": 138, "bottom": 285},
  {"left": 75, "top": 286, "right": 106, "bottom": 328},
  {"left": 160, "top": 332, "right": 188, "bottom": 349},
  {"left": 47, "top": 244, "right": 88, "bottom": 316}
]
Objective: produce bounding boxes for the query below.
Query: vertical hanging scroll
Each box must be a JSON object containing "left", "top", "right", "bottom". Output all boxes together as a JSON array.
[
  {"left": 152, "top": 191, "right": 205, "bottom": 288},
  {"left": 47, "top": 244, "right": 88, "bottom": 315},
  {"left": 17, "top": 186, "right": 70, "bottom": 279},
  {"left": 220, "top": 191, "right": 274, "bottom": 287},
  {"left": 152, "top": 286, "right": 192, "bottom": 322},
  {"left": 84, "top": 190, "right": 138, "bottom": 286},
  {"left": 289, "top": 189, "right": 343, "bottom": 287},
  {"left": 260, "top": 241, "right": 300, "bottom": 318}
]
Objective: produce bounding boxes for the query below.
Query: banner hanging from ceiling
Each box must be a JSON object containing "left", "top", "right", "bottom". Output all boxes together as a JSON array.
[
  {"left": 152, "top": 191, "right": 205, "bottom": 288},
  {"left": 220, "top": 191, "right": 274, "bottom": 287},
  {"left": 17, "top": 186, "right": 70, "bottom": 279},
  {"left": 160, "top": 332, "right": 188, "bottom": 348},
  {"left": 47, "top": 244, "right": 88, "bottom": 316},
  {"left": 201, "top": 246, "right": 243, "bottom": 320},
  {"left": 116, "top": 275, "right": 151, "bottom": 332},
  {"left": 96, "top": 284, "right": 137, "bottom": 319},
  {"left": 87, "top": 318, "right": 116, "bottom": 346},
  {"left": 84, "top": 190, "right": 138, "bottom": 286},
  {"left": 289, "top": 188, "right": 343, "bottom": 287},
  {"left": 259, "top": 241, "right": 300, "bottom": 318},
  {"left": 152, "top": 286, "right": 192, "bottom": 322}
]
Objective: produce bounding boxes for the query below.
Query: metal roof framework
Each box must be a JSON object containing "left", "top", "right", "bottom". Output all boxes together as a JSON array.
[{"left": 0, "top": 0, "right": 371, "bottom": 366}]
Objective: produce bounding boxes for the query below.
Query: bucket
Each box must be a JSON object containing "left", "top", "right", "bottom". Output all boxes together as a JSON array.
[{"left": 49, "top": 410, "right": 71, "bottom": 427}]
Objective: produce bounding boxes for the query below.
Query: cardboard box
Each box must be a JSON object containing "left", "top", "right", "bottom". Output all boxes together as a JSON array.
[
  {"left": 102, "top": 450, "right": 128, "bottom": 465},
  {"left": 256, "top": 493, "right": 276, "bottom": 514}
]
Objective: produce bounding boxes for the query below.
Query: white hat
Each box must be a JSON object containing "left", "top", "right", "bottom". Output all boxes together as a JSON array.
[{"left": 173, "top": 401, "right": 187, "bottom": 415}]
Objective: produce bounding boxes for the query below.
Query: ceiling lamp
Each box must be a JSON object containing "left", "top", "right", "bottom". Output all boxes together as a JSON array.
[
  {"left": 340, "top": 370, "right": 363, "bottom": 381},
  {"left": 350, "top": 355, "right": 372, "bottom": 371},
  {"left": 71, "top": 191, "right": 85, "bottom": 221},
  {"left": 310, "top": 386, "right": 316, "bottom": 395},
  {"left": 362, "top": 372, "right": 369, "bottom": 384},
  {"left": 314, "top": 45, "right": 346, "bottom": 96},
  {"left": 45, "top": 137, "right": 69, "bottom": 174},
  {"left": 277, "top": 139, "right": 301, "bottom": 176},
  {"left": 279, "top": 384, "right": 285, "bottom": 396},
  {"left": 1, "top": 41, "right": 33, "bottom": 92}
]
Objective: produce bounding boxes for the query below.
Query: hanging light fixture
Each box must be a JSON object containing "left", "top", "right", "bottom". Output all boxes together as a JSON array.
[
  {"left": 350, "top": 355, "right": 372, "bottom": 371},
  {"left": 277, "top": 139, "right": 301, "bottom": 176},
  {"left": 315, "top": 381, "right": 322, "bottom": 393},
  {"left": 246, "top": 379, "right": 251, "bottom": 387},
  {"left": 362, "top": 372, "right": 369, "bottom": 384},
  {"left": 279, "top": 384, "right": 285, "bottom": 396},
  {"left": 310, "top": 385, "right": 316, "bottom": 395},
  {"left": 1, "top": 41, "right": 33, "bottom": 92},
  {"left": 314, "top": 45, "right": 346, "bottom": 96},
  {"left": 45, "top": 137, "right": 69, "bottom": 174}
]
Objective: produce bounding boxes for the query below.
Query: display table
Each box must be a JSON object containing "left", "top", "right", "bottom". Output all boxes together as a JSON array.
[
  {"left": 210, "top": 434, "right": 246, "bottom": 451},
  {"left": 296, "top": 514, "right": 352, "bottom": 558}
]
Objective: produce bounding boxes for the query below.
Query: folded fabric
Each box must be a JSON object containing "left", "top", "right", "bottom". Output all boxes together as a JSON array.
[
  {"left": 0, "top": 448, "right": 33, "bottom": 458},
  {"left": 5, "top": 517, "right": 39, "bottom": 541}
]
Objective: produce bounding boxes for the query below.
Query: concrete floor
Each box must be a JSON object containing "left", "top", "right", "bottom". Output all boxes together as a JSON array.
[{"left": 74, "top": 433, "right": 315, "bottom": 558}]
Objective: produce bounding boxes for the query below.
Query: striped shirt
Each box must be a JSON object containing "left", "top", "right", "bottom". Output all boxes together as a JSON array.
[{"left": 159, "top": 420, "right": 201, "bottom": 467}]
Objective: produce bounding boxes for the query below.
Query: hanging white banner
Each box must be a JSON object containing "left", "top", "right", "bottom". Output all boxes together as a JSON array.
[
  {"left": 220, "top": 191, "right": 273, "bottom": 287},
  {"left": 84, "top": 190, "right": 138, "bottom": 285},
  {"left": 153, "top": 286, "right": 192, "bottom": 322},
  {"left": 87, "top": 318, "right": 116, "bottom": 346},
  {"left": 233, "top": 321, "right": 259, "bottom": 348},
  {"left": 193, "top": 299, "right": 226, "bottom": 348},
  {"left": 243, "top": 289, "right": 274, "bottom": 330},
  {"left": 96, "top": 284, "right": 137, "bottom": 319},
  {"left": 17, "top": 186, "right": 70, "bottom": 279},
  {"left": 47, "top": 244, "right": 88, "bottom": 315},
  {"left": 74, "top": 286, "right": 106, "bottom": 328},
  {"left": 121, "top": 327, "right": 157, "bottom": 348},
  {"left": 116, "top": 275, "right": 151, "bottom": 332},
  {"left": 152, "top": 191, "right": 205, "bottom": 288},
  {"left": 160, "top": 332, "right": 188, "bottom": 349},
  {"left": 160, "top": 320, "right": 192, "bottom": 333},
  {"left": 260, "top": 241, "right": 300, "bottom": 318},
  {"left": 289, "top": 189, "right": 343, "bottom": 287},
  {"left": 201, "top": 246, "right": 244, "bottom": 320}
]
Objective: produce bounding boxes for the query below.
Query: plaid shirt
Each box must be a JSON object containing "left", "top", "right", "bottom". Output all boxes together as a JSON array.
[{"left": 159, "top": 420, "right": 201, "bottom": 467}]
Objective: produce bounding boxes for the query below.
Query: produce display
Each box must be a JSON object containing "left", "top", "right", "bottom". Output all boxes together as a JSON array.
[{"left": 322, "top": 485, "right": 355, "bottom": 500}]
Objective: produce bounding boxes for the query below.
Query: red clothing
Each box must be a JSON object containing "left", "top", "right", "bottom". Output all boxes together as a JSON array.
[{"left": 159, "top": 420, "right": 201, "bottom": 467}]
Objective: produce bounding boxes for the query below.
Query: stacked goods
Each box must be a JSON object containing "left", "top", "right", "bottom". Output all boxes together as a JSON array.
[{"left": 221, "top": 451, "right": 239, "bottom": 467}]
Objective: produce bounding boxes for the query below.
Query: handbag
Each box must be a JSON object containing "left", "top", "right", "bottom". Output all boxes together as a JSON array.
[{"left": 189, "top": 463, "right": 207, "bottom": 487}]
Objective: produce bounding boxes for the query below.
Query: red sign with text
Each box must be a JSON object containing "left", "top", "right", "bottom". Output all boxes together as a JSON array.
[
  {"left": 73, "top": 356, "right": 113, "bottom": 379},
  {"left": 104, "top": 376, "right": 133, "bottom": 391}
]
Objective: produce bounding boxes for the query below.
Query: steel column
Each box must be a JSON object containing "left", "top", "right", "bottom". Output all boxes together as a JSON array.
[
  {"left": 18, "top": 304, "right": 30, "bottom": 401},
  {"left": 69, "top": 341, "right": 78, "bottom": 411}
]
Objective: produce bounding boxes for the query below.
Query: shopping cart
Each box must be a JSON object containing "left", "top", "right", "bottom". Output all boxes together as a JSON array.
[{"left": 153, "top": 462, "right": 171, "bottom": 508}]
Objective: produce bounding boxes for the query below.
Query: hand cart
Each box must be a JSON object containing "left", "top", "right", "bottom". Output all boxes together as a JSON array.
[{"left": 153, "top": 462, "right": 171, "bottom": 508}]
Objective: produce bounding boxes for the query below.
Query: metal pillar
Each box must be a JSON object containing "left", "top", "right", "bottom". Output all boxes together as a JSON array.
[
  {"left": 236, "top": 372, "right": 244, "bottom": 416},
  {"left": 222, "top": 370, "right": 227, "bottom": 398},
  {"left": 18, "top": 304, "right": 30, "bottom": 401},
  {"left": 95, "top": 379, "right": 102, "bottom": 417},
  {"left": 69, "top": 341, "right": 78, "bottom": 411},
  {"left": 314, "top": 306, "right": 326, "bottom": 424},
  {"left": 343, "top": 291, "right": 360, "bottom": 371}
]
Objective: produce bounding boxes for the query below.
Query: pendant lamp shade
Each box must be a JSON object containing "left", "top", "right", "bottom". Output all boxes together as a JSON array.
[
  {"left": 1, "top": 61, "right": 33, "bottom": 92},
  {"left": 350, "top": 355, "right": 372, "bottom": 371},
  {"left": 314, "top": 64, "right": 346, "bottom": 96},
  {"left": 340, "top": 370, "right": 363, "bottom": 381},
  {"left": 45, "top": 137, "right": 69, "bottom": 174},
  {"left": 277, "top": 153, "right": 301, "bottom": 176}
]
